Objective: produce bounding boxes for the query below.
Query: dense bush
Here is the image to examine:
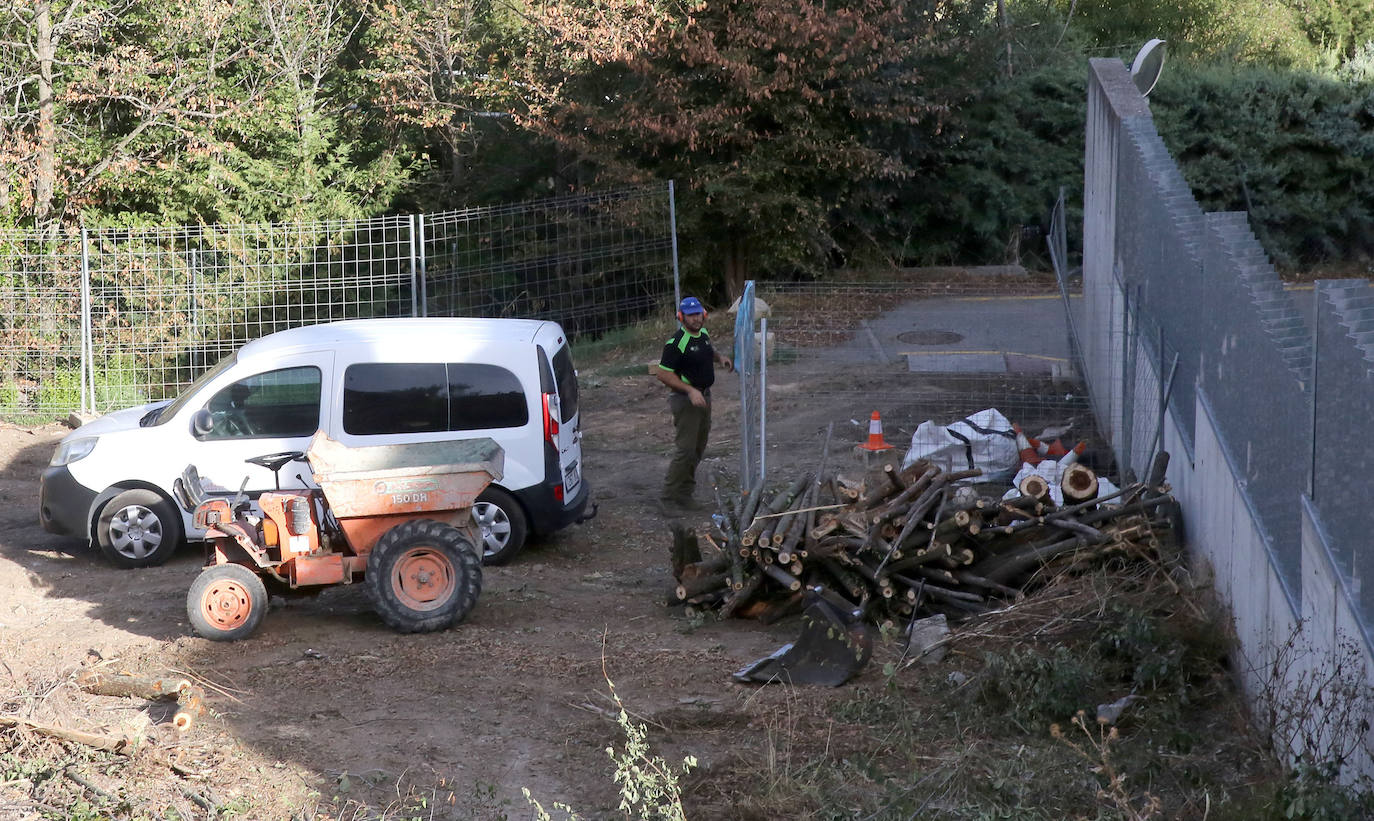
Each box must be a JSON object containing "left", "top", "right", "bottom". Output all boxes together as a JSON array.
[
  {"left": 899, "top": 60, "right": 1088, "bottom": 269},
  {"left": 893, "top": 58, "right": 1374, "bottom": 274},
  {"left": 1151, "top": 64, "right": 1374, "bottom": 269}
]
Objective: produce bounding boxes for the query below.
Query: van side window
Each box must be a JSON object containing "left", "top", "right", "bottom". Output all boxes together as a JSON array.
[
  {"left": 342, "top": 362, "right": 528, "bottom": 435},
  {"left": 199, "top": 366, "right": 321, "bottom": 440},
  {"left": 343, "top": 363, "right": 448, "bottom": 435},
  {"left": 551, "top": 346, "right": 579, "bottom": 423},
  {"left": 449, "top": 364, "right": 528, "bottom": 430}
]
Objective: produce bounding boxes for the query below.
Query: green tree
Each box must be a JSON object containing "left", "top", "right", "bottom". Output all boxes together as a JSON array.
[
  {"left": 89, "top": 0, "right": 404, "bottom": 225},
  {"left": 0, "top": 0, "right": 402, "bottom": 230},
  {"left": 518, "top": 0, "right": 967, "bottom": 294},
  {"left": 362, "top": 0, "right": 533, "bottom": 207},
  {"left": 1286, "top": 0, "right": 1374, "bottom": 63}
]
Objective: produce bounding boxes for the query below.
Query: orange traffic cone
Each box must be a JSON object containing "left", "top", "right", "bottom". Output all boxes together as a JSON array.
[
  {"left": 1045, "top": 439, "right": 1069, "bottom": 458},
  {"left": 1012, "top": 424, "right": 1042, "bottom": 465},
  {"left": 858, "top": 411, "right": 894, "bottom": 452},
  {"left": 1060, "top": 440, "right": 1087, "bottom": 466}
]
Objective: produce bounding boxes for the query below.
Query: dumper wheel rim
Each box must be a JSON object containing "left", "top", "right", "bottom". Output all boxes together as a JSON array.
[
  {"left": 391, "top": 548, "right": 457, "bottom": 611},
  {"left": 187, "top": 564, "right": 267, "bottom": 641},
  {"left": 367, "top": 519, "right": 482, "bottom": 634}
]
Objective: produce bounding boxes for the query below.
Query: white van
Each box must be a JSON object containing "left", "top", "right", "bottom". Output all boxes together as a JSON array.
[{"left": 39, "top": 318, "right": 592, "bottom": 568}]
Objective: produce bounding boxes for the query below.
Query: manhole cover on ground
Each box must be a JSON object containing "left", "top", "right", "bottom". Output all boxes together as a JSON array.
[{"left": 897, "top": 329, "right": 964, "bottom": 345}]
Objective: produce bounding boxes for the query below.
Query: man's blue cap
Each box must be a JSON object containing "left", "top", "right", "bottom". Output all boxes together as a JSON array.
[{"left": 679, "top": 296, "right": 705, "bottom": 315}]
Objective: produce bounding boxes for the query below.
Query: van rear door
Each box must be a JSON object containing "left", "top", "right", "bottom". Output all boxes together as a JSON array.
[{"left": 538, "top": 342, "right": 583, "bottom": 503}]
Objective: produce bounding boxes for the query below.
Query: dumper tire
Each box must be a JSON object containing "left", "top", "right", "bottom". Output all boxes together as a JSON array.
[
  {"left": 188, "top": 564, "right": 268, "bottom": 642},
  {"left": 367, "top": 519, "right": 482, "bottom": 634}
]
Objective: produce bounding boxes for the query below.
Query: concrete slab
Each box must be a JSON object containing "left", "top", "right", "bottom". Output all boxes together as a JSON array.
[{"left": 903, "top": 352, "right": 1007, "bottom": 373}]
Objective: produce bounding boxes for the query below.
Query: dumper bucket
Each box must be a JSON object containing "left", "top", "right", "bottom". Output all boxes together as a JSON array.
[
  {"left": 733, "top": 591, "right": 873, "bottom": 687},
  {"left": 306, "top": 432, "right": 504, "bottom": 518},
  {"left": 305, "top": 432, "right": 504, "bottom": 554}
]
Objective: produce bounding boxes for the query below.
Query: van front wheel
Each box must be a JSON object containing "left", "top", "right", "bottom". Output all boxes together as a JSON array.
[
  {"left": 96, "top": 489, "right": 183, "bottom": 568},
  {"left": 473, "top": 487, "right": 528, "bottom": 565}
]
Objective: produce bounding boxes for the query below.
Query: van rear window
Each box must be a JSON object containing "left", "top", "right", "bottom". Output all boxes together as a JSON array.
[
  {"left": 551, "top": 346, "right": 579, "bottom": 423},
  {"left": 343, "top": 362, "right": 528, "bottom": 436},
  {"left": 449, "top": 364, "right": 528, "bottom": 430}
]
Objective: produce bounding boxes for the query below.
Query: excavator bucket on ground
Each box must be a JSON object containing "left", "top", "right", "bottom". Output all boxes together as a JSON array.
[{"left": 733, "top": 590, "right": 873, "bottom": 686}]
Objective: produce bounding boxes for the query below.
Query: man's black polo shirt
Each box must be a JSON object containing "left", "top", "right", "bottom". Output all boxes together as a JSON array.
[{"left": 659, "top": 327, "right": 715, "bottom": 389}]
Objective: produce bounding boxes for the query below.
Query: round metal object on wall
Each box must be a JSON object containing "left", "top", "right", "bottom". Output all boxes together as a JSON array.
[{"left": 1131, "top": 39, "right": 1167, "bottom": 97}]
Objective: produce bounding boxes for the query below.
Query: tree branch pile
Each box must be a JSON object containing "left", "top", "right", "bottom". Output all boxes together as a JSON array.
[{"left": 669, "top": 452, "right": 1176, "bottom": 626}]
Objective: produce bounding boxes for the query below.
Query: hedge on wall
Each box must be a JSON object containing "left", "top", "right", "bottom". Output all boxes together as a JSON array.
[
  {"left": 1150, "top": 64, "right": 1374, "bottom": 270},
  {"left": 895, "top": 60, "right": 1374, "bottom": 274}
]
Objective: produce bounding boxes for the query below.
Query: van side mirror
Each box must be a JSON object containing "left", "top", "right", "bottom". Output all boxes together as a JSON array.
[{"left": 192, "top": 409, "right": 214, "bottom": 437}]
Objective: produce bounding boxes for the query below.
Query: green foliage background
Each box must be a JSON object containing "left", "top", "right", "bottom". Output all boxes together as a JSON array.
[{"left": 2, "top": 0, "right": 1373, "bottom": 284}]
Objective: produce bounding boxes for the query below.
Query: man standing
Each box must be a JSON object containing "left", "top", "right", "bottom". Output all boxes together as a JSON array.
[{"left": 657, "top": 296, "right": 733, "bottom": 510}]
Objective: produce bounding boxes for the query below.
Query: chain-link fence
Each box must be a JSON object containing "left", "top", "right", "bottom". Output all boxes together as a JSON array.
[
  {"left": 1083, "top": 58, "right": 1372, "bottom": 667},
  {"left": 729, "top": 270, "right": 1096, "bottom": 494},
  {"left": 0, "top": 184, "right": 676, "bottom": 422}
]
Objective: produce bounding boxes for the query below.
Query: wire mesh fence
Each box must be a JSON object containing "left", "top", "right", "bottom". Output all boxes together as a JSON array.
[
  {"left": 0, "top": 184, "right": 675, "bottom": 422},
  {"left": 423, "top": 185, "right": 675, "bottom": 338},
  {"left": 0, "top": 231, "right": 87, "bottom": 420},
  {"left": 85, "top": 217, "right": 420, "bottom": 415},
  {"left": 727, "top": 272, "right": 1101, "bottom": 492}
]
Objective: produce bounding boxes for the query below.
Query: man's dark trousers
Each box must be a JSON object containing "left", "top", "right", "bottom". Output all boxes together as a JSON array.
[{"left": 663, "top": 390, "right": 711, "bottom": 502}]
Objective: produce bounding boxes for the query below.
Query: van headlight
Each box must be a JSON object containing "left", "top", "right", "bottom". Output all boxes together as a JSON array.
[{"left": 51, "top": 438, "right": 97, "bottom": 466}]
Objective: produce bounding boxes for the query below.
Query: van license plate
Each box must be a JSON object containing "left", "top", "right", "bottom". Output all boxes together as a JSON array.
[{"left": 564, "top": 460, "right": 579, "bottom": 489}]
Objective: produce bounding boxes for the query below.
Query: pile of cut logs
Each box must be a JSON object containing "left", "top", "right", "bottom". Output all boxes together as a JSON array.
[{"left": 669, "top": 451, "right": 1176, "bottom": 626}]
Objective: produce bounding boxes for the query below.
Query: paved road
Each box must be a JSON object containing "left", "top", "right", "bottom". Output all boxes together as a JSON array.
[{"left": 838, "top": 293, "right": 1078, "bottom": 377}]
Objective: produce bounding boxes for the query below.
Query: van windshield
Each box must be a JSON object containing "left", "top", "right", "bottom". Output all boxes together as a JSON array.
[{"left": 150, "top": 352, "right": 238, "bottom": 426}]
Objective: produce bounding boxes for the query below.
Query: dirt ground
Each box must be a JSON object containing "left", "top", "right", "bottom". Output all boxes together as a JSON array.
[
  {"left": 0, "top": 286, "right": 1116, "bottom": 820},
  {"left": 0, "top": 333, "right": 926, "bottom": 820}
]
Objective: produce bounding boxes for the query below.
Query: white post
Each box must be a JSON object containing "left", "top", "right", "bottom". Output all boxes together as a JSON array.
[
  {"left": 408, "top": 214, "right": 419, "bottom": 317},
  {"left": 417, "top": 213, "right": 428, "bottom": 318}
]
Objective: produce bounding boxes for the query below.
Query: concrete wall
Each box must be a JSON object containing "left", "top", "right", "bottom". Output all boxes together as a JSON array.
[{"left": 1083, "top": 58, "right": 1373, "bottom": 782}]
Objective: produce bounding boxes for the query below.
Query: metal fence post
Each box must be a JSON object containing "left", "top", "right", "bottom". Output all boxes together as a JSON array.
[
  {"left": 417, "top": 213, "right": 428, "bottom": 318},
  {"left": 408, "top": 214, "right": 419, "bottom": 317},
  {"left": 669, "top": 181, "right": 681, "bottom": 308},
  {"left": 736, "top": 280, "right": 756, "bottom": 486},
  {"left": 79, "top": 228, "right": 93, "bottom": 415},
  {"left": 1309, "top": 285, "right": 1319, "bottom": 499},
  {"left": 759, "top": 316, "right": 767, "bottom": 482},
  {"left": 1118, "top": 286, "right": 1133, "bottom": 477},
  {"left": 1156, "top": 323, "right": 1165, "bottom": 468}
]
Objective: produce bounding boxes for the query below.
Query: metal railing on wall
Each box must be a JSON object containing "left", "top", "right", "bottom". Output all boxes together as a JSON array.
[{"left": 0, "top": 183, "right": 676, "bottom": 422}]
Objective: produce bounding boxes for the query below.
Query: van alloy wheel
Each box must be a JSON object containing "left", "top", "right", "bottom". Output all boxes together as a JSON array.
[
  {"left": 96, "top": 488, "right": 183, "bottom": 568},
  {"left": 473, "top": 487, "right": 528, "bottom": 566}
]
